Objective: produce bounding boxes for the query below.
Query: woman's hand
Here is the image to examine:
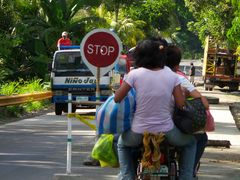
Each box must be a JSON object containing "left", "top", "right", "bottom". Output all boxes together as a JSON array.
[{"left": 189, "top": 90, "right": 209, "bottom": 109}]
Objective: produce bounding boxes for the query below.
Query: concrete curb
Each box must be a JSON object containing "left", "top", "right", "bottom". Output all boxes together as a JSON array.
[{"left": 53, "top": 173, "right": 117, "bottom": 180}]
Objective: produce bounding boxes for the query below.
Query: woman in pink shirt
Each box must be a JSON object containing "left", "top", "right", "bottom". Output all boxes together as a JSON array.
[{"left": 114, "top": 38, "right": 197, "bottom": 180}]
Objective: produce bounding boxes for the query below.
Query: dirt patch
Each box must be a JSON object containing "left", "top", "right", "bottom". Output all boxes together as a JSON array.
[{"left": 0, "top": 105, "right": 54, "bottom": 125}]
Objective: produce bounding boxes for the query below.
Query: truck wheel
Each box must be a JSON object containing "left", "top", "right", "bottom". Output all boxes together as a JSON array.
[
  {"left": 63, "top": 104, "right": 68, "bottom": 113},
  {"left": 63, "top": 104, "right": 76, "bottom": 113},
  {"left": 55, "top": 103, "right": 63, "bottom": 115}
]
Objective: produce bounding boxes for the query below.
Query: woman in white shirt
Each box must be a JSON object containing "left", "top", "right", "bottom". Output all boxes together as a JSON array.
[{"left": 166, "top": 45, "right": 209, "bottom": 178}]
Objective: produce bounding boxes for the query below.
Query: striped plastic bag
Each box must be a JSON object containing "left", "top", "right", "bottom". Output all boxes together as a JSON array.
[{"left": 96, "top": 89, "right": 136, "bottom": 135}]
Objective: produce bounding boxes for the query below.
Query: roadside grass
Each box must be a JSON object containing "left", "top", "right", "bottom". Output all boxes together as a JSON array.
[
  {"left": 0, "top": 81, "right": 19, "bottom": 95},
  {"left": 0, "top": 79, "right": 51, "bottom": 119}
]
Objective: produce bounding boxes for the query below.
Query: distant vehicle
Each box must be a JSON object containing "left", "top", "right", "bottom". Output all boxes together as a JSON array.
[
  {"left": 49, "top": 46, "right": 130, "bottom": 115},
  {"left": 202, "top": 36, "right": 240, "bottom": 91}
]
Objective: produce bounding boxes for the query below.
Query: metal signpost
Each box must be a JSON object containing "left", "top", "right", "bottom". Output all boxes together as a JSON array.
[
  {"left": 66, "top": 93, "right": 72, "bottom": 174},
  {"left": 65, "top": 28, "right": 122, "bottom": 174}
]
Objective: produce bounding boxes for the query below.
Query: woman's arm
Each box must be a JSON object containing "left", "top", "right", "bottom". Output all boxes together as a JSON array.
[
  {"left": 178, "top": 76, "right": 209, "bottom": 109},
  {"left": 114, "top": 81, "right": 132, "bottom": 103},
  {"left": 173, "top": 84, "right": 185, "bottom": 109},
  {"left": 189, "top": 90, "right": 209, "bottom": 109}
]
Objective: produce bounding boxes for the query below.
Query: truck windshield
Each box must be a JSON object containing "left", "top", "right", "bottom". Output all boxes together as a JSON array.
[{"left": 55, "top": 52, "right": 89, "bottom": 71}]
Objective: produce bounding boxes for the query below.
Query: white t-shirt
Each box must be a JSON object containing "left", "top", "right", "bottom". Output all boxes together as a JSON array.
[
  {"left": 124, "top": 66, "right": 181, "bottom": 133},
  {"left": 169, "top": 73, "right": 196, "bottom": 115},
  {"left": 178, "top": 75, "right": 195, "bottom": 92}
]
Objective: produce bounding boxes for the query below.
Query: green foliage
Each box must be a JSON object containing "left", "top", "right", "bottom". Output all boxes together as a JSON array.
[
  {"left": 236, "top": 47, "right": 240, "bottom": 61},
  {"left": 93, "top": 4, "right": 145, "bottom": 48},
  {"left": 0, "top": 56, "right": 13, "bottom": 83},
  {"left": 0, "top": 79, "right": 50, "bottom": 119},
  {"left": 184, "top": 0, "right": 240, "bottom": 59},
  {"left": 0, "top": 0, "right": 105, "bottom": 82},
  {"left": 115, "top": 17, "right": 146, "bottom": 48},
  {"left": 0, "top": 1, "right": 15, "bottom": 33},
  {"left": 127, "top": 0, "right": 175, "bottom": 31},
  {"left": 0, "top": 1, "right": 46, "bottom": 82},
  {"left": 1, "top": 0, "right": 239, "bottom": 83},
  {"left": 227, "top": 15, "right": 240, "bottom": 47},
  {"left": 184, "top": 0, "right": 236, "bottom": 46},
  {"left": 100, "top": 0, "right": 138, "bottom": 22},
  {"left": 0, "top": 82, "right": 19, "bottom": 95},
  {"left": 168, "top": 0, "right": 202, "bottom": 59},
  {"left": 0, "top": 34, "right": 15, "bottom": 59},
  {"left": 227, "top": 1, "right": 240, "bottom": 48},
  {"left": 0, "top": 2, "right": 20, "bottom": 63},
  {"left": 0, "top": 79, "right": 46, "bottom": 95},
  {"left": 22, "top": 0, "right": 103, "bottom": 51},
  {"left": 18, "top": 79, "right": 45, "bottom": 94},
  {"left": 22, "top": 100, "right": 49, "bottom": 113},
  {"left": 0, "top": 106, "right": 24, "bottom": 118}
]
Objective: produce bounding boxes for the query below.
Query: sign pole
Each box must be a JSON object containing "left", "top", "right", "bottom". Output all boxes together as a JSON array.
[
  {"left": 96, "top": 67, "right": 100, "bottom": 110},
  {"left": 80, "top": 28, "right": 123, "bottom": 126},
  {"left": 66, "top": 93, "right": 72, "bottom": 174}
]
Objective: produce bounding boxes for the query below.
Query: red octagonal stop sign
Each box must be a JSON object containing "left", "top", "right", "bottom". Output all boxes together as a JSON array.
[{"left": 80, "top": 29, "right": 122, "bottom": 77}]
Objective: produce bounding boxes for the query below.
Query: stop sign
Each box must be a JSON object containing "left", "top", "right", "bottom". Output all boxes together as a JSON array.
[{"left": 80, "top": 29, "right": 122, "bottom": 77}]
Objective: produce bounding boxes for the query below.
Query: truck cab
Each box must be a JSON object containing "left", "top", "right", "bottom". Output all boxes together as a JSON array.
[{"left": 50, "top": 46, "right": 129, "bottom": 115}]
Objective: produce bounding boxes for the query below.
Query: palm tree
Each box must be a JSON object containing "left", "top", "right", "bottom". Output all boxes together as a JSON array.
[
  {"left": 114, "top": 17, "right": 145, "bottom": 48},
  {"left": 1, "top": 0, "right": 107, "bottom": 81},
  {"left": 94, "top": 4, "right": 146, "bottom": 49},
  {"left": 17, "top": 0, "right": 106, "bottom": 52}
]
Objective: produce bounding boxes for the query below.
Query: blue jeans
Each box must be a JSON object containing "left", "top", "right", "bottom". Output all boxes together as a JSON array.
[
  {"left": 117, "top": 130, "right": 143, "bottom": 180},
  {"left": 165, "top": 126, "right": 197, "bottom": 180},
  {"left": 117, "top": 126, "right": 196, "bottom": 180},
  {"left": 194, "top": 133, "right": 208, "bottom": 175}
]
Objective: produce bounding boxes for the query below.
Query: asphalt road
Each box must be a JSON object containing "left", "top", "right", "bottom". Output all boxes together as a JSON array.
[
  {"left": 0, "top": 86, "right": 240, "bottom": 180},
  {"left": 0, "top": 113, "right": 68, "bottom": 180},
  {"left": 0, "top": 110, "right": 119, "bottom": 180}
]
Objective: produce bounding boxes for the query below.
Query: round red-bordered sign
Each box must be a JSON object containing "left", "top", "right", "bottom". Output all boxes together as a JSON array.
[{"left": 80, "top": 29, "right": 122, "bottom": 77}]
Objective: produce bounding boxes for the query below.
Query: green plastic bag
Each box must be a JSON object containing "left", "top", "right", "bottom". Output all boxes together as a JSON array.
[{"left": 91, "top": 134, "right": 118, "bottom": 167}]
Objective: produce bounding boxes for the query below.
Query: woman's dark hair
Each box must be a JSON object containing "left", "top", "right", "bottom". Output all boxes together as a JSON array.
[
  {"left": 133, "top": 37, "right": 168, "bottom": 69},
  {"left": 165, "top": 45, "right": 182, "bottom": 70}
]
